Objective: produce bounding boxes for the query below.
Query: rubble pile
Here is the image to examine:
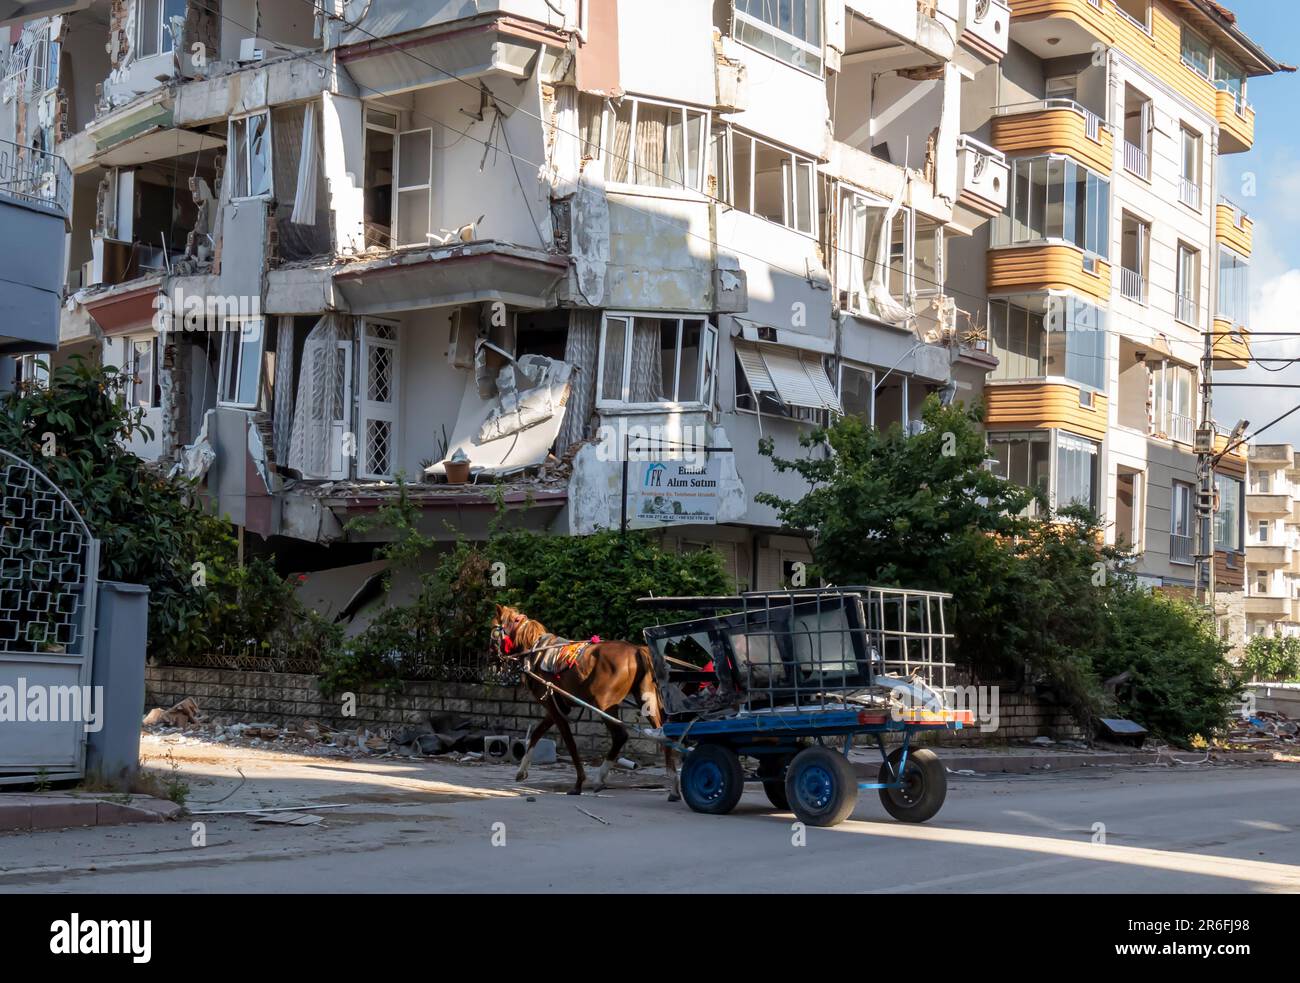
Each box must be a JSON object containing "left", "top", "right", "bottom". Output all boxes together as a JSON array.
[
  {"left": 1223, "top": 710, "right": 1300, "bottom": 754},
  {"left": 141, "top": 698, "right": 514, "bottom": 762}
]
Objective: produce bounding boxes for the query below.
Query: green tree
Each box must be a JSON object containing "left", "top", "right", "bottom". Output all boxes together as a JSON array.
[
  {"left": 0, "top": 358, "right": 239, "bottom": 659},
  {"left": 1240, "top": 634, "right": 1300, "bottom": 682}
]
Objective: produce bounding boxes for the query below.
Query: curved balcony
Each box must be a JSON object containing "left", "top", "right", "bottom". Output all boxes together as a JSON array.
[
  {"left": 1216, "top": 200, "right": 1253, "bottom": 257},
  {"left": 1211, "top": 321, "right": 1251, "bottom": 371},
  {"left": 984, "top": 382, "right": 1109, "bottom": 442},
  {"left": 992, "top": 100, "right": 1113, "bottom": 173},
  {"left": 988, "top": 244, "right": 1111, "bottom": 304},
  {"left": 1217, "top": 89, "right": 1256, "bottom": 154}
]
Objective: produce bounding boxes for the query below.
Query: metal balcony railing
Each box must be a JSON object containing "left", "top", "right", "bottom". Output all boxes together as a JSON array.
[
  {"left": 1176, "top": 294, "right": 1199, "bottom": 326},
  {"left": 0, "top": 137, "right": 71, "bottom": 218},
  {"left": 1123, "top": 140, "right": 1150, "bottom": 179},
  {"left": 993, "top": 98, "right": 1107, "bottom": 141},
  {"left": 1170, "top": 533, "right": 1194, "bottom": 565},
  {"left": 1179, "top": 178, "right": 1201, "bottom": 209},
  {"left": 1170, "top": 412, "right": 1195, "bottom": 445},
  {"left": 1119, "top": 267, "right": 1147, "bottom": 304}
]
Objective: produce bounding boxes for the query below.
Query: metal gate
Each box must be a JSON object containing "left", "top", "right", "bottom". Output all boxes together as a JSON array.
[{"left": 0, "top": 449, "right": 99, "bottom": 783}]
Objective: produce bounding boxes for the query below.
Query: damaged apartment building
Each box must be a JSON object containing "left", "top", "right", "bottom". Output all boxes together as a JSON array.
[{"left": 1, "top": 0, "right": 1013, "bottom": 595}]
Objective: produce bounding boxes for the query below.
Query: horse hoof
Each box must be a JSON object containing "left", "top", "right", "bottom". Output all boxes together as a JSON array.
[
  {"left": 515, "top": 771, "right": 528, "bottom": 782},
  {"left": 591, "top": 783, "right": 607, "bottom": 793},
  {"left": 567, "top": 788, "right": 582, "bottom": 796},
  {"left": 667, "top": 792, "right": 681, "bottom": 803}
]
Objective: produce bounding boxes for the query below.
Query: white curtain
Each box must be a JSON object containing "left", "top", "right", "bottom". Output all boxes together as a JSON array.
[
  {"left": 547, "top": 86, "right": 580, "bottom": 199},
  {"left": 291, "top": 102, "right": 319, "bottom": 226},
  {"left": 628, "top": 318, "right": 665, "bottom": 403},
  {"left": 868, "top": 176, "right": 911, "bottom": 325},
  {"left": 287, "top": 314, "right": 350, "bottom": 478}
]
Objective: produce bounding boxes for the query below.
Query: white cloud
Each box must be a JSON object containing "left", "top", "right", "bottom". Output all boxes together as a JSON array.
[{"left": 1214, "top": 267, "right": 1300, "bottom": 446}]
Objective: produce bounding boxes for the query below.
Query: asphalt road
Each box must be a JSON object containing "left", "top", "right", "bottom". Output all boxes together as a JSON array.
[{"left": 2, "top": 753, "right": 1299, "bottom": 893}]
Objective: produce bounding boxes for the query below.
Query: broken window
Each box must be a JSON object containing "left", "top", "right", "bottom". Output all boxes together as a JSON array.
[
  {"left": 218, "top": 318, "right": 266, "bottom": 408},
  {"left": 729, "top": 129, "right": 816, "bottom": 234},
  {"left": 602, "top": 97, "right": 708, "bottom": 192},
  {"left": 395, "top": 128, "right": 433, "bottom": 247},
  {"left": 597, "top": 314, "right": 717, "bottom": 407},
  {"left": 228, "top": 111, "right": 272, "bottom": 199},
  {"left": 15, "top": 354, "right": 49, "bottom": 391},
  {"left": 136, "top": 0, "right": 187, "bottom": 58}
]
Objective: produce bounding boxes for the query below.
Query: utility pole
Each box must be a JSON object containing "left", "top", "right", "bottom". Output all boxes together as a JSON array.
[{"left": 1195, "top": 328, "right": 1216, "bottom": 609}]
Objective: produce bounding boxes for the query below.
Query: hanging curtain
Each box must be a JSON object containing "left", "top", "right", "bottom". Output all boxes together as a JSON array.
[
  {"left": 271, "top": 103, "right": 331, "bottom": 260},
  {"left": 272, "top": 317, "right": 296, "bottom": 463},
  {"left": 548, "top": 85, "right": 580, "bottom": 199},
  {"left": 558, "top": 308, "right": 599, "bottom": 451},
  {"left": 291, "top": 102, "right": 319, "bottom": 225},
  {"left": 635, "top": 104, "right": 668, "bottom": 187},
  {"left": 628, "top": 318, "right": 666, "bottom": 403},
  {"left": 608, "top": 101, "right": 632, "bottom": 183},
  {"left": 867, "top": 176, "right": 911, "bottom": 325},
  {"left": 288, "top": 314, "right": 350, "bottom": 478}
]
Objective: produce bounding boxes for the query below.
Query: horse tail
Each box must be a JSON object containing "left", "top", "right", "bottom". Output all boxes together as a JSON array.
[{"left": 633, "top": 644, "right": 664, "bottom": 726}]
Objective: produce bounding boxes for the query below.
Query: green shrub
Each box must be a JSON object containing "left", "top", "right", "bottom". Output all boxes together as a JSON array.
[{"left": 1240, "top": 634, "right": 1300, "bottom": 683}]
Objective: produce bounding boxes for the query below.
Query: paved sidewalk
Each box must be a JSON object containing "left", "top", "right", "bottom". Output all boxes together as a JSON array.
[{"left": 0, "top": 792, "right": 182, "bottom": 832}]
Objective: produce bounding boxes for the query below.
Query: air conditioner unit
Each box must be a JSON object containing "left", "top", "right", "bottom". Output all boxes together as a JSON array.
[{"left": 238, "top": 37, "right": 267, "bottom": 62}]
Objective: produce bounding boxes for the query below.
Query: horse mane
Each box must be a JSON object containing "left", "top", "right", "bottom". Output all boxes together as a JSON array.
[{"left": 502, "top": 606, "right": 550, "bottom": 651}]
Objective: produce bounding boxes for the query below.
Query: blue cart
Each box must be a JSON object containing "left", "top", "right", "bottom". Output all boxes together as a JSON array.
[{"left": 640, "top": 588, "right": 970, "bottom": 828}]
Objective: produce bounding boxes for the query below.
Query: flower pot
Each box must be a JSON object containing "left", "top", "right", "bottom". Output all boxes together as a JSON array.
[{"left": 444, "top": 459, "right": 471, "bottom": 484}]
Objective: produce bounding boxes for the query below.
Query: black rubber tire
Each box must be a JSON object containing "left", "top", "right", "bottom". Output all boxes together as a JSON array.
[
  {"left": 757, "top": 754, "right": 791, "bottom": 811},
  {"left": 878, "top": 747, "right": 947, "bottom": 823},
  {"left": 784, "top": 745, "right": 859, "bottom": 827},
  {"left": 680, "top": 743, "right": 745, "bottom": 815}
]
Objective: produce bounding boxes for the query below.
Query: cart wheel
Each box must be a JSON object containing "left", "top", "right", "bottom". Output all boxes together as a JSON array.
[
  {"left": 878, "top": 747, "right": 946, "bottom": 823},
  {"left": 784, "top": 746, "right": 858, "bottom": 827},
  {"left": 681, "top": 743, "right": 745, "bottom": 815},
  {"left": 757, "top": 755, "right": 791, "bottom": 811}
]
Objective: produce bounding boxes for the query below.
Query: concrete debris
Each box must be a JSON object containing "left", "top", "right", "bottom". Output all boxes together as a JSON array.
[
  {"left": 141, "top": 702, "right": 522, "bottom": 762},
  {"left": 142, "top": 697, "right": 203, "bottom": 728},
  {"left": 1224, "top": 710, "right": 1300, "bottom": 753}
]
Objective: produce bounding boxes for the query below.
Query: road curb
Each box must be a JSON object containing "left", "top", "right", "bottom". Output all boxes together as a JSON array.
[{"left": 0, "top": 793, "right": 181, "bottom": 833}]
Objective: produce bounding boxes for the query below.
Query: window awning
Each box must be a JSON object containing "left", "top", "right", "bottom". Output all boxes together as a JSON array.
[{"left": 736, "top": 341, "right": 841, "bottom": 412}]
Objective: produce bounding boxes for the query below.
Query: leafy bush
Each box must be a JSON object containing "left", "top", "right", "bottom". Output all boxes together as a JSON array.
[
  {"left": 757, "top": 397, "right": 1242, "bottom": 743},
  {"left": 1240, "top": 634, "right": 1300, "bottom": 683},
  {"left": 321, "top": 486, "right": 730, "bottom": 693},
  {"left": 1096, "top": 583, "right": 1242, "bottom": 742},
  {"left": 0, "top": 359, "right": 240, "bottom": 660}
]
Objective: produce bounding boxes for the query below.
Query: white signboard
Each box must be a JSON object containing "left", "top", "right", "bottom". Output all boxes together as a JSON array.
[{"left": 628, "top": 458, "right": 721, "bottom": 528}]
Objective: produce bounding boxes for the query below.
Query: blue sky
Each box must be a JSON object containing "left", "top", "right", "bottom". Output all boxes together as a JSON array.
[{"left": 1211, "top": 1, "right": 1300, "bottom": 445}]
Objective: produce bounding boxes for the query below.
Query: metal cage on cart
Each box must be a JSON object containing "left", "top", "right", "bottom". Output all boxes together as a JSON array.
[
  {"left": 640, "top": 587, "right": 957, "bottom": 717},
  {"left": 637, "top": 587, "right": 969, "bottom": 828}
]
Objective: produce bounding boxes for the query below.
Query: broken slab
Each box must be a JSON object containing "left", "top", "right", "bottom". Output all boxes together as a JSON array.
[{"left": 0, "top": 793, "right": 182, "bottom": 833}]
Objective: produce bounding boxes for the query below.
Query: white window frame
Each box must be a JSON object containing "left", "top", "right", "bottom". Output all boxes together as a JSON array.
[
  {"left": 15, "top": 353, "right": 50, "bottom": 390},
  {"left": 227, "top": 110, "right": 273, "bottom": 201},
  {"left": 595, "top": 313, "right": 718, "bottom": 410},
  {"left": 1180, "top": 25, "right": 1212, "bottom": 79},
  {"left": 1179, "top": 125, "right": 1203, "bottom": 210},
  {"left": 217, "top": 318, "right": 266, "bottom": 409},
  {"left": 727, "top": 127, "right": 819, "bottom": 236},
  {"left": 732, "top": 0, "right": 825, "bottom": 77},
  {"left": 1171, "top": 479, "right": 1195, "bottom": 564},
  {"left": 1176, "top": 243, "right": 1200, "bottom": 326},
  {"left": 358, "top": 319, "right": 401, "bottom": 480},
  {"left": 601, "top": 96, "right": 711, "bottom": 196},
  {"left": 129, "top": 336, "right": 159, "bottom": 409},
  {"left": 394, "top": 127, "right": 433, "bottom": 247},
  {"left": 363, "top": 108, "right": 399, "bottom": 248},
  {"left": 135, "top": 0, "right": 185, "bottom": 59}
]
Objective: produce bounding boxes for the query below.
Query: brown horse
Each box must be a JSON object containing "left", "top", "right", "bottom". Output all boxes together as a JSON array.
[{"left": 491, "top": 604, "right": 679, "bottom": 799}]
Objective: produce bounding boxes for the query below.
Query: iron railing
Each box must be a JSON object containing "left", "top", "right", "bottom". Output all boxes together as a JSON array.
[
  {"left": 1179, "top": 177, "right": 1201, "bottom": 209},
  {"left": 1176, "top": 294, "right": 1200, "bottom": 326},
  {"left": 1119, "top": 267, "right": 1147, "bottom": 304},
  {"left": 1170, "top": 533, "right": 1194, "bottom": 565},
  {"left": 0, "top": 137, "right": 71, "bottom": 218},
  {"left": 1123, "top": 140, "right": 1150, "bottom": 179}
]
